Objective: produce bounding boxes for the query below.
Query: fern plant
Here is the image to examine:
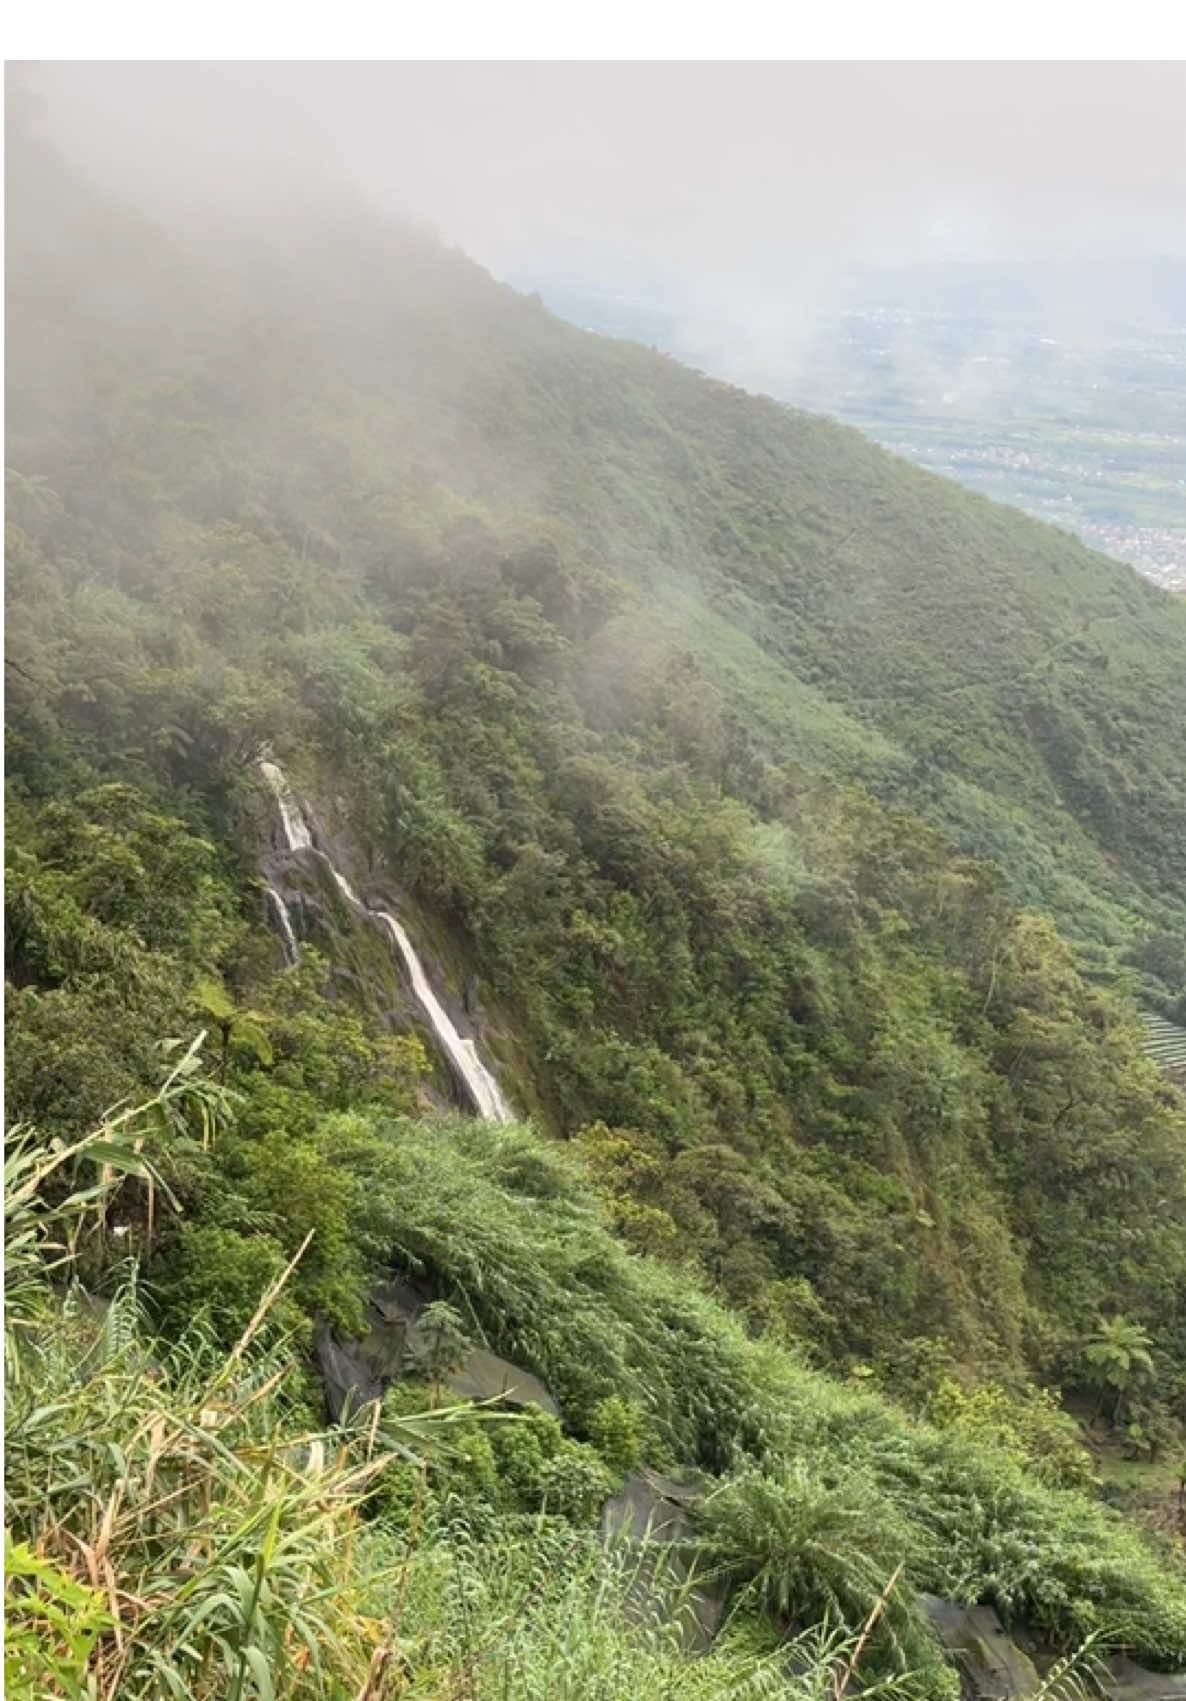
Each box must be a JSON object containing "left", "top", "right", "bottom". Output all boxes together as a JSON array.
[{"left": 697, "top": 1463, "right": 952, "bottom": 1698}]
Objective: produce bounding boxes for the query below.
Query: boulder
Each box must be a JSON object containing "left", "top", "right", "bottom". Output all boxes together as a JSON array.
[
  {"left": 1098, "top": 1656, "right": 1186, "bottom": 1701},
  {"left": 601, "top": 1469, "right": 727, "bottom": 1653},
  {"left": 315, "top": 1277, "right": 560, "bottom": 1423},
  {"left": 445, "top": 1347, "right": 559, "bottom": 1415},
  {"left": 315, "top": 1326, "right": 384, "bottom": 1424},
  {"left": 369, "top": 1277, "right": 430, "bottom": 1323},
  {"left": 602, "top": 1468, "right": 700, "bottom": 1544},
  {"left": 920, "top": 1598, "right": 1186, "bottom": 1701},
  {"left": 921, "top": 1597, "right": 1041, "bottom": 1699},
  {"left": 358, "top": 1278, "right": 427, "bottom": 1380}
]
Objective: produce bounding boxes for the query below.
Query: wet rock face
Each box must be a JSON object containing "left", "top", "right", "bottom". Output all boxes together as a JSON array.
[
  {"left": 921, "top": 1597, "right": 1041, "bottom": 1700},
  {"left": 601, "top": 1469, "right": 727, "bottom": 1652},
  {"left": 920, "top": 1597, "right": 1186, "bottom": 1701},
  {"left": 258, "top": 763, "right": 513, "bottom": 1120},
  {"left": 315, "top": 1277, "right": 558, "bottom": 1424},
  {"left": 1099, "top": 1657, "right": 1186, "bottom": 1701}
]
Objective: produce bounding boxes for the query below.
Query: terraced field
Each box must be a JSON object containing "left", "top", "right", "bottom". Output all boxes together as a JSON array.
[{"left": 1144, "top": 1012, "right": 1186, "bottom": 1077}]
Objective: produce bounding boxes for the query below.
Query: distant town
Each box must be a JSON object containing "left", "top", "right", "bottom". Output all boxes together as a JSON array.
[{"left": 532, "top": 261, "right": 1186, "bottom": 594}]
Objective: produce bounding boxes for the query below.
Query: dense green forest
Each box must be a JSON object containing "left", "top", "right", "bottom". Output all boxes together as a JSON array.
[{"left": 6, "top": 108, "right": 1186, "bottom": 1697}]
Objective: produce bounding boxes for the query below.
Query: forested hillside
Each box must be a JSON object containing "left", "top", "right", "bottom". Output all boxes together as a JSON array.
[{"left": 6, "top": 110, "right": 1186, "bottom": 1697}]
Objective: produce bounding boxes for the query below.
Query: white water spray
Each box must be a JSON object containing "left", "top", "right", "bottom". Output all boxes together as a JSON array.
[
  {"left": 374, "top": 910, "right": 511, "bottom": 1122},
  {"left": 264, "top": 884, "right": 300, "bottom": 966},
  {"left": 259, "top": 759, "right": 312, "bottom": 851},
  {"left": 259, "top": 759, "right": 512, "bottom": 1123}
]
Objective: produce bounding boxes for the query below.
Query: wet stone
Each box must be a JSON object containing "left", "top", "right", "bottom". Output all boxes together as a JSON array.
[
  {"left": 315, "top": 1280, "right": 560, "bottom": 1422},
  {"left": 921, "top": 1597, "right": 1041, "bottom": 1700},
  {"left": 601, "top": 1469, "right": 728, "bottom": 1653}
]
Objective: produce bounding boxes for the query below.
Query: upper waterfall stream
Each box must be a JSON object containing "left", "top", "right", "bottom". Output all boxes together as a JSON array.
[
  {"left": 260, "top": 759, "right": 513, "bottom": 1123},
  {"left": 259, "top": 759, "right": 313, "bottom": 851}
]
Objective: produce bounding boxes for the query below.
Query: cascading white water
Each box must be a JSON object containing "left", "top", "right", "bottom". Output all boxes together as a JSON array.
[
  {"left": 259, "top": 758, "right": 513, "bottom": 1123},
  {"left": 264, "top": 884, "right": 300, "bottom": 966},
  {"left": 374, "top": 910, "right": 512, "bottom": 1123},
  {"left": 259, "top": 759, "right": 312, "bottom": 851}
]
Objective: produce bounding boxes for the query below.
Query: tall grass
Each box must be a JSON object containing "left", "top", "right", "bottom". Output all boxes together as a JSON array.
[
  {"left": 338, "top": 1111, "right": 1186, "bottom": 1663},
  {"left": 5, "top": 1064, "right": 464, "bottom": 1699},
  {"left": 4, "top": 1068, "right": 938, "bottom": 1700},
  {"left": 347, "top": 1513, "right": 939, "bottom": 1701},
  {"left": 8, "top": 1074, "right": 1185, "bottom": 1693}
]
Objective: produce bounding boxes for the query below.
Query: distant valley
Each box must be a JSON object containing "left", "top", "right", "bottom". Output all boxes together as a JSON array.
[
  {"left": 527, "top": 260, "right": 1186, "bottom": 593},
  {"left": 9, "top": 111, "right": 1186, "bottom": 1693}
]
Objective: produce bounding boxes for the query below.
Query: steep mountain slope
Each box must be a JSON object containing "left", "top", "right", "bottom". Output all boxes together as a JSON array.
[
  {"left": 7, "top": 111, "right": 1186, "bottom": 1695},
  {"left": 7, "top": 119, "right": 1186, "bottom": 1379},
  {"left": 9, "top": 128, "right": 1186, "bottom": 973}
]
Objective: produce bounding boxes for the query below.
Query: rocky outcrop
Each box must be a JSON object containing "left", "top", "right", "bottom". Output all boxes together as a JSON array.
[
  {"left": 315, "top": 1276, "right": 558, "bottom": 1424},
  {"left": 920, "top": 1597, "right": 1041, "bottom": 1699},
  {"left": 601, "top": 1469, "right": 727, "bottom": 1652},
  {"left": 446, "top": 1348, "right": 558, "bottom": 1414},
  {"left": 920, "top": 1596, "right": 1186, "bottom": 1701}
]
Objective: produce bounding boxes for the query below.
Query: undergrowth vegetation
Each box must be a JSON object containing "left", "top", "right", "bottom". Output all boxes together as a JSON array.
[
  {"left": 6, "top": 100, "right": 1186, "bottom": 1694},
  {"left": 0, "top": 1076, "right": 937, "bottom": 1698},
  {"left": 7, "top": 105, "right": 1186, "bottom": 1407},
  {"left": 8, "top": 1078, "right": 1186, "bottom": 1697}
]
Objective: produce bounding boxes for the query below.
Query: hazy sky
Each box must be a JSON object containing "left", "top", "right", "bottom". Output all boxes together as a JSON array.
[
  {"left": 22, "top": 61, "right": 1186, "bottom": 266},
  {"left": 16, "top": 59, "right": 1186, "bottom": 386}
]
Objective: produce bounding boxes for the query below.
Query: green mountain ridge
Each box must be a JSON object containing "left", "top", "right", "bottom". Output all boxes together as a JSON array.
[
  {"left": 6, "top": 116, "right": 1186, "bottom": 1696},
  {"left": 10, "top": 130, "right": 1186, "bottom": 962}
]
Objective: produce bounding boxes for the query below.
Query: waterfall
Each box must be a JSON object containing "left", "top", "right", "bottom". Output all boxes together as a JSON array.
[
  {"left": 259, "top": 759, "right": 312, "bottom": 851},
  {"left": 374, "top": 911, "right": 512, "bottom": 1123},
  {"left": 264, "top": 883, "right": 300, "bottom": 966},
  {"left": 258, "top": 758, "right": 513, "bottom": 1123}
]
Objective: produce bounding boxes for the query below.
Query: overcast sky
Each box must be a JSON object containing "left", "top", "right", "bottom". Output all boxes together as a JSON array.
[
  {"left": 16, "top": 60, "right": 1186, "bottom": 380},
  {"left": 21, "top": 62, "right": 1186, "bottom": 260}
]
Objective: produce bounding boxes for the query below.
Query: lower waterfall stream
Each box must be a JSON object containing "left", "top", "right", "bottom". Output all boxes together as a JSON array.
[
  {"left": 263, "top": 884, "right": 300, "bottom": 967},
  {"left": 259, "top": 758, "right": 513, "bottom": 1123}
]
